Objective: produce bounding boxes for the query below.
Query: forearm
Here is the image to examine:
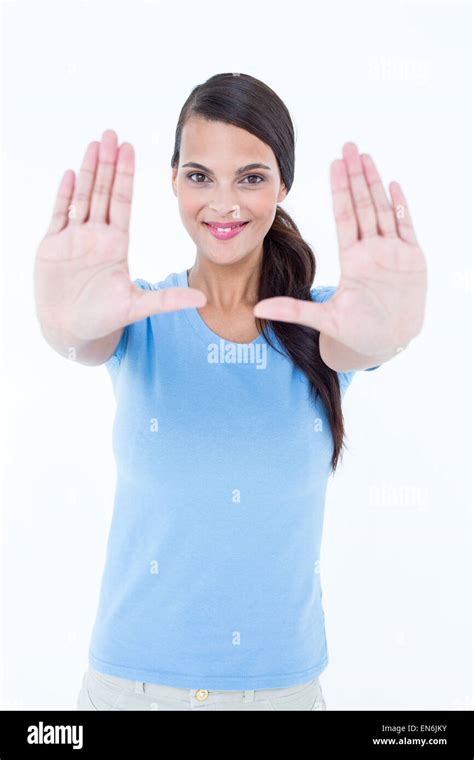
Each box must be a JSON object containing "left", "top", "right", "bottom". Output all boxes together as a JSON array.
[
  {"left": 319, "top": 331, "right": 400, "bottom": 372},
  {"left": 39, "top": 323, "right": 124, "bottom": 367}
]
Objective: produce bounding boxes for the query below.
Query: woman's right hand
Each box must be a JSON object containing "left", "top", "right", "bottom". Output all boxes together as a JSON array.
[{"left": 34, "top": 129, "right": 206, "bottom": 344}]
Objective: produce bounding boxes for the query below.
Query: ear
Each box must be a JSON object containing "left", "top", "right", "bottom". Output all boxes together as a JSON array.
[
  {"left": 277, "top": 182, "right": 288, "bottom": 203},
  {"left": 171, "top": 167, "right": 178, "bottom": 197}
]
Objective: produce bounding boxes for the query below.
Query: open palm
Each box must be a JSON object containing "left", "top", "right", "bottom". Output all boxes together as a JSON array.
[
  {"left": 34, "top": 130, "right": 206, "bottom": 343},
  {"left": 254, "top": 143, "right": 427, "bottom": 358}
]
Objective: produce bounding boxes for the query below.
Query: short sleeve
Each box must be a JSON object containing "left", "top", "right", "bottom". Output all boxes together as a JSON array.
[
  {"left": 310, "top": 285, "right": 381, "bottom": 391},
  {"left": 104, "top": 325, "right": 129, "bottom": 372},
  {"left": 104, "top": 278, "right": 153, "bottom": 377}
]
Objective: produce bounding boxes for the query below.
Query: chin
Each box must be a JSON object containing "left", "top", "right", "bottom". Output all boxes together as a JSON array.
[{"left": 201, "top": 250, "right": 248, "bottom": 267}]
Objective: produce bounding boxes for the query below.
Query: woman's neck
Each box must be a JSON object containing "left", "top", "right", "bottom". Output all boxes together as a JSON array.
[{"left": 187, "top": 255, "right": 262, "bottom": 310}]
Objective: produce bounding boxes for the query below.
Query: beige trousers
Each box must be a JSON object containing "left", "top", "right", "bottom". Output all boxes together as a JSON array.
[{"left": 77, "top": 665, "right": 328, "bottom": 711}]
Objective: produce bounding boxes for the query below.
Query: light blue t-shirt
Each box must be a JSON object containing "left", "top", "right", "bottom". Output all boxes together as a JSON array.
[{"left": 88, "top": 269, "right": 380, "bottom": 690}]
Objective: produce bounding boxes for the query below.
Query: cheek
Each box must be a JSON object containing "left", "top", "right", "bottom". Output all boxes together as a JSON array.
[
  {"left": 245, "top": 191, "right": 278, "bottom": 227},
  {"left": 177, "top": 186, "right": 200, "bottom": 217}
]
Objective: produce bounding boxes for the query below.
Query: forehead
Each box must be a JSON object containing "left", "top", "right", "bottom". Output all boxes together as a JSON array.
[{"left": 180, "top": 116, "right": 276, "bottom": 167}]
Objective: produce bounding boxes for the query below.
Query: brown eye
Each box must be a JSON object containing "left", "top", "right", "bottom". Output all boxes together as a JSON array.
[
  {"left": 241, "top": 175, "right": 265, "bottom": 184},
  {"left": 187, "top": 173, "right": 209, "bottom": 183}
]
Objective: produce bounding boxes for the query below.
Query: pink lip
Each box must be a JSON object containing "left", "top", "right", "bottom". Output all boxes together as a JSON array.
[{"left": 203, "top": 221, "right": 249, "bottom": 241}]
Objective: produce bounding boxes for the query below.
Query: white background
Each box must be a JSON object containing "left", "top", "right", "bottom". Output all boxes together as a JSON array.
[{"left": 1, "top": 0, "right": 472, "bottom": 709}]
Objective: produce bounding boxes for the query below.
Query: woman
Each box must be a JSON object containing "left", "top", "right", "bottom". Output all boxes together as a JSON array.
[{"left": 34, "top": 73, "right": 427, "bottom": 711}]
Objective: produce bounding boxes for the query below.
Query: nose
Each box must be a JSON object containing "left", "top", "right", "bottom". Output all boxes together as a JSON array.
[{"left": 209, "top": 203, "right": 241, "bottom": 220}]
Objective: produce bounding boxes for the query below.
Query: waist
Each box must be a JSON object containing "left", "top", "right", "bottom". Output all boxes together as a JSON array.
[{"left": 88, "top": 665, "right": 320, "bottom": 700}]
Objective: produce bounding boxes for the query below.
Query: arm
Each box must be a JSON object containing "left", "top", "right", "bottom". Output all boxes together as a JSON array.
[
  {"left": 39, "top": 324, "right": 124, "bottom": 367},
  {"left": 319, "top": 332, "right": 401, "bottom": 372}
]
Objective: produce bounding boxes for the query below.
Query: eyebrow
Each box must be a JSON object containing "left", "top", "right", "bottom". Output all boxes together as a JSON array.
[{"left": 181, "top": 161, "right": 272, "bottom": 175}]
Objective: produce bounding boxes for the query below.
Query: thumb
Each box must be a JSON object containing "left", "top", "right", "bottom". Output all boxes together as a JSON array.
[
  {"left": 254, "top": 296, "right": 336, "bottom": 336},
  {"left": 128, "top": 285, "right": 207, "bottom": 322}
]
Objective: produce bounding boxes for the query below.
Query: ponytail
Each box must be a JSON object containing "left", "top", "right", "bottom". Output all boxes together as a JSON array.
[
  {"left": 256, "top": 205, "right": 345, "bottom": 473},
  {"left": 171, "top": 72, "right": 347, "bottom": 472}
]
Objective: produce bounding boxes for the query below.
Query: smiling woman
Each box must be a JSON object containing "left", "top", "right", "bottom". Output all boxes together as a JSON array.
[
  {"left": 169, "top": 74, "right": 352, "bottom": 472},
  {"left": 35, "top": 71, "right": 425, "bottom": 712},
  {"left": 83, "top": 73, "right": 395, "bottom": 707}
]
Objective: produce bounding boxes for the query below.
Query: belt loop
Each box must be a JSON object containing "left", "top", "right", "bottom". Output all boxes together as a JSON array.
[
  {"left": 135, "top": 680, "right": 145, "bottom": 694},
  {"left": 243, "top": 689, "right": 255, "bottom": 703}
]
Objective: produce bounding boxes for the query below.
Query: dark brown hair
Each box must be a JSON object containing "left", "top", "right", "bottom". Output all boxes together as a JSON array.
[{"left": 171, "top": 72, "right": 345, "bottom": 472}]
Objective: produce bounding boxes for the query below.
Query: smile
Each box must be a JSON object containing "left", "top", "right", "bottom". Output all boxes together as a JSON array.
[{"left": 203, "top": 221, "right": 250, "bottom": 240}]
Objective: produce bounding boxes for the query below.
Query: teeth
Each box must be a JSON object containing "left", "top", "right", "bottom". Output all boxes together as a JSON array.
[{"left": 209, "top": 223, "right": 244, "bottom": 233}]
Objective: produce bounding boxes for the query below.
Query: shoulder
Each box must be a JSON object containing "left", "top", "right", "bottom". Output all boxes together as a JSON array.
[
  {"left": 132, "top": 271, "right": 179, "bottom": 291},
  {"left": 105, "top": 272, "right": 178, "bottom": 375}
]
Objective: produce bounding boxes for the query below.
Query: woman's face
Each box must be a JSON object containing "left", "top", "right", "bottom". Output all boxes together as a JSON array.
[{"left": 172, "top": 116, "right": 287, "bottom": 267}]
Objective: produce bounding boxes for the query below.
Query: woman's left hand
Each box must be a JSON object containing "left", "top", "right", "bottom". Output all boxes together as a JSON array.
[{"left": 254, "top": 142, "right": 428, "bottom": 358}]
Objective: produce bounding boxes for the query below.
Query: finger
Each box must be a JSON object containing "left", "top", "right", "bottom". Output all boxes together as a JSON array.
[
  {"left": 89, "top": 129, "right": 118, "bottom": 223},
  {"left": 109, "top": 143, "right": 135, "bottom": 232},
  {"left": 128, "top": 286, "right": 207, "bottom": 323},
  {"left": 330, "top": 159, "right": 358, "bottom": 250},
  {"left": 360, "top": 154, "right": 397, "bottom": 238},
  {"left": 46, "top": 169, "right": 75, "bottom": 235},
  {"left": 69, "top": 141, "right": 99, "bottom": 224},
  {"left": 389, "top": 181, "right": 419, "bottom": 245},
  {"left": 342, "top": 142, "right": 378, "bottom": 239},
  {"left": 253, "top": 296, "right": 337, "bottom": 338}
]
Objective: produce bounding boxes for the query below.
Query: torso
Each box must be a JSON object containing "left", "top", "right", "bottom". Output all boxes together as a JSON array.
[{"left": 92, "top": 269, "right": 336, "bottom": 691}]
